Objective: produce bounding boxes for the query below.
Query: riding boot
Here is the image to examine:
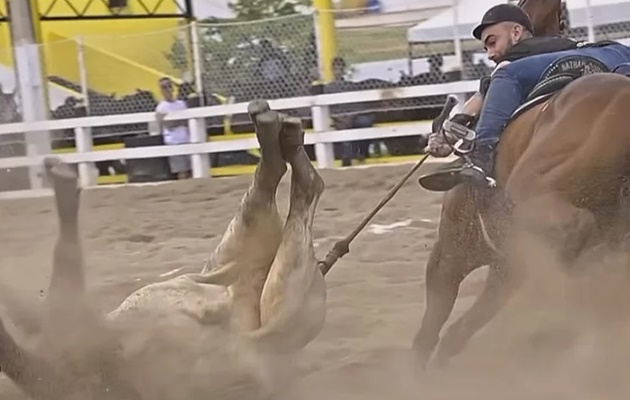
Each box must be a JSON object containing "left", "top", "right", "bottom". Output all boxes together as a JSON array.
[{"left": 459, "top": 144, "right": 497, "bottom": 188}]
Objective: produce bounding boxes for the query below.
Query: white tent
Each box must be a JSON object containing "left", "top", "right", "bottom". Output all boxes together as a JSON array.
[{"left": 407, "top": 0, "right": 630, "bottom": 43}]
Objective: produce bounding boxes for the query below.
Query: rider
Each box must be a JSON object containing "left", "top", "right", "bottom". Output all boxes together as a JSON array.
[{"left": 427, "top": 3, "right": 630, "bottom": 187}]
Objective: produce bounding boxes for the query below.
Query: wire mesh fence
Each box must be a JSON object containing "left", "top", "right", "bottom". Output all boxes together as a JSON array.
[
  {"left": 5, "top": 3, "right": 630, "bottom": 124},
  {"left": 0, "top": 45, "right": 32, "bottom": 192},
  {"left": 42, "top": 27, "right": 195, "bottom": 159},
  {"left": 5, "top": 1, "right": 630, "bottom": 182},
  {"left": 197, "top": 14, "right": 317, "bottom": 101},
  {"left": 80, "top": 26, "right": 193, "bottom": 116},
  {"left": 323, "top": 7, "right": 461, "bottom": 131},
  {"left": 573, "top": 18, "right": 630, "bottom": 44}
]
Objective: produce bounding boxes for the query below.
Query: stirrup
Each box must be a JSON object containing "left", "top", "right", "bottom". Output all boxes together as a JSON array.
[
  {"left": 442, "top": 120, "right": 477, "bottom": 156},
  {"left": 453, "top": 138, "right": 474, "bottom": 156},
  {"left": 443, "top": 120, "right": 477, "bottom": 141},
  {"left": 461, "top": 162, "right": 497, "bottom": 188}
]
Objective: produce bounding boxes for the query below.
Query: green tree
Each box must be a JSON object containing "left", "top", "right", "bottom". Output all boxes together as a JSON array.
[
  {"left": 164, "top": 37, "right": 189, "bottom": 76},
  {"left": 165, "top": 0, "right": 317, "bottom": 103},
  {"left": 228, "top": 0, "right": 310, "bottom": 21},
  {"left": 197, "top": 14, "right": 316, "bottom": 100}
]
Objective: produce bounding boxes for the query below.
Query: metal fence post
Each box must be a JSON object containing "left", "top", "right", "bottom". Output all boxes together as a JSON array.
[
  {"left": 452, "top": 0, "right": 462, "bottom": 72},
  {"left": 76, "top": 36, "right": 90, "bottom": 112},
  {"left": 190, "top": 21, "right": 205, "bottom": 106},
  {"left": 312, "top": 104, "right": 334, "bottom": 168},
  {"left": 74, "top": 125, "right": 96, "bottom": 187},
  {"left": 585, "top": 0, "right": 595, "bottom": 42}
]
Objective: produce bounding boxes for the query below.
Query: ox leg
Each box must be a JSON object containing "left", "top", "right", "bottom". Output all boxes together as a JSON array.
[
  {"left": 184, "top": 101, "right": 287, "bottom": 331},
  {"left": 42, "top": 158, "right": 141, "bottom": 399},
  {"left": 0, "top": 315, "right": 139, "bottom": 400},
  {"left": 43, "top": 157, "right": 89, "bottom": 322},
  {"left": 0, "top": 159, "right": 134, "bottom": 400},
  {"left": 0, "top": 157, "right": 87, "bottom": 336},
  {"left": 254, "top": 116, "right": 326, "bottom": 352},
  {"left": 0, "top": 317, "right": 78, "bottom": 400},
  {"left": 43, "top": 158, "right": 109, "bottom": 336},
  {"left": 0, "top": 282, "right": 43, "bottom": 336}
]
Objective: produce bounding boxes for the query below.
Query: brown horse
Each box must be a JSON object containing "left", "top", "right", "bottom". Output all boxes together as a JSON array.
[{"left": 412, "top": 0, "right": 630, "bottom": 368}]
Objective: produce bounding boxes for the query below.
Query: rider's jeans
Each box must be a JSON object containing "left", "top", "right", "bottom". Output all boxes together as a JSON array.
[{"left": 475, "top": 43, "right": 630, "bottom": 148}]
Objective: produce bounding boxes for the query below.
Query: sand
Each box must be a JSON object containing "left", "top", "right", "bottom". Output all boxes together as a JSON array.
[{"left": 2, "top": 162, "right": 630, "bottom": 399}]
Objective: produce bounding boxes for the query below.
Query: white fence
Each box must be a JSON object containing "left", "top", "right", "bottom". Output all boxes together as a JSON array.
[{"left": 0, "top": 80, "right": 479, "bottom": 196}]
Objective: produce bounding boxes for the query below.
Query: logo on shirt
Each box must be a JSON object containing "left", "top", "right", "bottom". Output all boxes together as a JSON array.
[{"left": 540, "top": 55, "right": 609, "bottom": 81}]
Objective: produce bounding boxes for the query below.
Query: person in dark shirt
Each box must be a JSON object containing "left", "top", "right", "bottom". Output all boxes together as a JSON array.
[
  {"left": 325, "top": 57, "right": 376, "bottom": 166},
  {"left": 427, "top": 3, "right": 630, "bottom": 187}
]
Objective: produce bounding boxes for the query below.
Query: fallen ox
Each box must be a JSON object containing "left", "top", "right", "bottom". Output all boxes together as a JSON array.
[{"left": 0, "top": 100, "right": 326, "bottom": 400}]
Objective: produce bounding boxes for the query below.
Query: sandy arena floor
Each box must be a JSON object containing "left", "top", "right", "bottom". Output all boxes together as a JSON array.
[{"left": 2, "top": 162, "right": 630, "bottom": 399}]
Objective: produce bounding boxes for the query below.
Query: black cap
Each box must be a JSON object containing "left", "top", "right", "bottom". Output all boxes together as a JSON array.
[{"left": 472, "top": 4, "right": 534, "bottom": 40}]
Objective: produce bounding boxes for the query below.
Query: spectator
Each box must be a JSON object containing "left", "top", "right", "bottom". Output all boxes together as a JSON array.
[
  {"left": 155, "top": 77, "right": 192, "bottom": 180},
  {"left": 325, "top": 57, "right": 377, "bottom": 166},
  {"left": 257, "top": 39, "right": 290, "bottom": 99},
  {"left": 427, "top": 55, "right": 445, "bottom": 83}
]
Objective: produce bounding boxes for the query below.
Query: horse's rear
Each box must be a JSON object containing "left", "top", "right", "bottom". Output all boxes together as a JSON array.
[
  {"left": 413, "top": 72, "right": 630, "bottom": 369},
  {"left": 411, "top": 0, "right": 626, "bottom": 372},
  {"left": 499, "top": 72, "right": 630, "bottom": 263}
]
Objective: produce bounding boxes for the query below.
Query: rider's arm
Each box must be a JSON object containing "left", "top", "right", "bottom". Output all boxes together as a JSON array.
[
  {"left": 454, "top": 75, "right": 490, "bottom": 121},
  {"left": 461, "top": 91, "right": 483, "bottom": 117},
  {"left": 443, "top": 77, "right": 488, "bottom": 130}
]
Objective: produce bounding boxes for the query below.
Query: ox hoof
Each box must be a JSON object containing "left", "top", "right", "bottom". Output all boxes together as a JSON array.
[
  {"left": 44, "top": 157, "right": 81, "bottom": 220},
  {"left": 279, "top": 117, "right": 305, "bottom": 160},
  {"left": 44, "top": 157, "right": 78, "bottom": 187},
  {"left": 247, "top": 99, "right": 271, "bottom": 121},
  {"left": 255, "top": 110, "right": 285, "bottom": 158}
]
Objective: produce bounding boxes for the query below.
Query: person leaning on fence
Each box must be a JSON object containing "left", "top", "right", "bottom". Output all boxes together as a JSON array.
[
  {"left": 155, "top": 77, "right": 192, "bottom": 180},
  {"left": 325, "top": 56, "right": 377, "bottom": 167}
]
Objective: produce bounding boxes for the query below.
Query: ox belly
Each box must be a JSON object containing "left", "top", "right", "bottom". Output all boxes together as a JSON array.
[{"left": 104, "top": 276, "right": 266, "bottom": 400}]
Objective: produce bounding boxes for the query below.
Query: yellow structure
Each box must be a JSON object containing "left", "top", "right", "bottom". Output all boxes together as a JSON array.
[
  {"left": 0, "top": 0, "right": 188, "bottom": 102},
  {"left": 0, "top": 2, "right": 13, "bottom": 68},
  {"left": 313, "top": 0, "right": 338, "bottom": 83}
]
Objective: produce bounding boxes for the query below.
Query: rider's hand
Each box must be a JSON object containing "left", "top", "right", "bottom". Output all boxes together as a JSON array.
[
  {"left": 450, "top": 113, "right": 477, "bottom": 128},
  {"left": 424, "top": 113, "right": 476, "bottom": 158},
  {"left": 426, "top": 133, "right": 453, "bottom": 158}
]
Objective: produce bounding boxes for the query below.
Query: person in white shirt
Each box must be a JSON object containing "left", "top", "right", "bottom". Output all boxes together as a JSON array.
[{"left": 155, "top": 77, "right": 192, "bottom": 180}]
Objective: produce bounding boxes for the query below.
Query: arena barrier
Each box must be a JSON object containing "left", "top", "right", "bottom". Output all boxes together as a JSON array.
[{"left": 0, "top": 80, "right": 479, "bottom": 197}]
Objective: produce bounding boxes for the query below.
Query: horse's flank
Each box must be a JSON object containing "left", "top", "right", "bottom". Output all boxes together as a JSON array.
[
  {"left": 473, "top": 72, "right": 630, "bottom": 259},
  {"left": 499, "top": 73, "right": 630, "bottom": 210}
]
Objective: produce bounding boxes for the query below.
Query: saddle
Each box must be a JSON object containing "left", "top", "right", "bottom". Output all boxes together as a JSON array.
[{"left": 419, "top": 54, "right": 617, "bottom": 192}]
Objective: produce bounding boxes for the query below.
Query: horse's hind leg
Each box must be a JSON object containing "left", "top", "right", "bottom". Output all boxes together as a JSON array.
[
  {"left": 434, "top": 262, "right": 515, "bottom": 365},
  {"left": 510, "top": 192, "right": 596, "bottom": 268},
  {"left": 185, "top": 100, "right": 287, "bottom": 331},
  {"left": 254, "top": 116, "right": 326, "bottom": 352},
  {"left": 412, "top": 238, "right": 471, "bottom": 368}
]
